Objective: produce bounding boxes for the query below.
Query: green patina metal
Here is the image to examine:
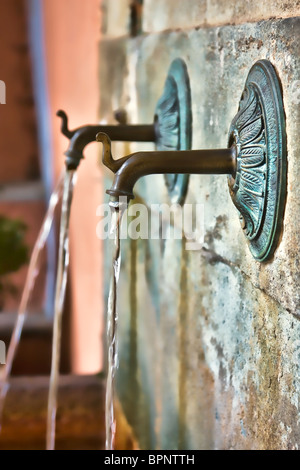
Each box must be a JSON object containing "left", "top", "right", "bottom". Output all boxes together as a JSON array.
[
  {"left": 154, "top": 58, "right": 192, "bottom": 205},
  {"left": 228, "top": 60, "right": 287, "bottom": 262},
  {"left": 154, "top": 58, "right": 287, "bottom": 260}
]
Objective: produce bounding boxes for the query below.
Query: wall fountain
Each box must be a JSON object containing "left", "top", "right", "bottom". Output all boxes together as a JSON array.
[
  {"left": 59, "top": 58, "right": 286, "bottom": 449},
  {"left": 0, "top": 57, "right": 287, "bottom": 450}
]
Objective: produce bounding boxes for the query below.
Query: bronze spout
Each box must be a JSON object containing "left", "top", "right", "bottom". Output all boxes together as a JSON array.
[
  {"left": 57, "top": 110, "right": 156, "bottom": 170},
  {"left": 97, "top": 132, "right": 237, "bottom": 201}
]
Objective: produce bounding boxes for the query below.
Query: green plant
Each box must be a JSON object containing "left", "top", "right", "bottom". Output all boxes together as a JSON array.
[{"left": 0, "top": 216, "right": 29, "bottom": 309}]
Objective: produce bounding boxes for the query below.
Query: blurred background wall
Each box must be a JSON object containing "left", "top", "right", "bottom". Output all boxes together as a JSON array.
[
  {"left": 0, "top": 0, "right": 103, "bottom": 376},
  {"left": 41, "top": 0, "right": 102, "bottom": 374}
]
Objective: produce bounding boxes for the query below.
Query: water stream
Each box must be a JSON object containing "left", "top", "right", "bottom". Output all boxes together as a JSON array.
[
  {"left": 105, "top": 201, "right": 126, "bottom": 450},
  {"left": 0, "top": 172, "right": 65, "bottom": 432},
  {"left": 0, "top": 165, "right": 126, "bottom": 450},
  {"left": 46, "top": 170, "right": 76, "bottom": 451}
]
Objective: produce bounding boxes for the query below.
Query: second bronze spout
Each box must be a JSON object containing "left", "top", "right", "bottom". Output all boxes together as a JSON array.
[{"left": 57, "top": 109, "right": 156, "bottom": 170}]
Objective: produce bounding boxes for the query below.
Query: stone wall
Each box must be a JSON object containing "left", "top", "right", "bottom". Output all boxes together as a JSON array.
[{"left": 100, "top": 1, "right": 300, "bottom": 449}]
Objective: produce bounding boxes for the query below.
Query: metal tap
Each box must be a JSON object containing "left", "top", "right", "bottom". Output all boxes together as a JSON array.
[
  {"left": 97, "top": 131, "right": 237, "bottom": 201},
  {"left": 57, "top": 109, "right": 156, "bottom": 170}
]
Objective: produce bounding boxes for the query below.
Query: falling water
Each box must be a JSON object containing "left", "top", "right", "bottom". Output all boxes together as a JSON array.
[
  {"left": 105, "top": 201, "right": 126, "bottom": 450},
  {"left": 0, "top": 172, "right": 65, "bottom": 431},
  {"left": 46, "top": 170, "right": 76, "bottom": 451}
]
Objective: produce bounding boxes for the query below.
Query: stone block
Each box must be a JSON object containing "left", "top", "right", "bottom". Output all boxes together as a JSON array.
[{"left": 143, "top": 0, "right": 300, "bottom": 33}]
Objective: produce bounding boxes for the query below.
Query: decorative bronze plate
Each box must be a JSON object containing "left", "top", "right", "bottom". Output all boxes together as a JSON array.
[
  {"left": 228, "top": 60, "right": 287, "bottom": 262},
  {"left": 154, "top": 58, "right": 192, "bottom": 205}
]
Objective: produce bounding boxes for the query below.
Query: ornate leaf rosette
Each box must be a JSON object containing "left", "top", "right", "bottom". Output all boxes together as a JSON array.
[
  {"left": 228, "top": 84, "right": 267, "bottom": 240},
  {"left": 228, "top": 60, "right": 286, "bottom": 262},
  {"left": 155, "top": 58, "right": 192, "bottom": 205}
]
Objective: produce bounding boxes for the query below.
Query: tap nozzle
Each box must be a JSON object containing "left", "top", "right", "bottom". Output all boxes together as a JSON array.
[{"left": 96, "top": 131, "right": 136, "bottom": 202}]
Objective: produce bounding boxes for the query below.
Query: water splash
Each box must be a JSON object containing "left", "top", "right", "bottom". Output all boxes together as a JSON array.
[
  {"left": 0, "top": 172, "right": 65, "bottom": 431},
  {"left": 105, "top": 200, "right": 126, "bottom": 450},
  {"left": 46, "top": 170, "right": 76, "bottom": 451}
]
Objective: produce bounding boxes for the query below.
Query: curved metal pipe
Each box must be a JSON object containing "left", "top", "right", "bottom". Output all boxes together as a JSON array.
[
  {"left": 57, "top": 110, "right": 156, "bottom": 170},
  {"left": 97, "top": 132, "right": 237, "bottom": 201}
]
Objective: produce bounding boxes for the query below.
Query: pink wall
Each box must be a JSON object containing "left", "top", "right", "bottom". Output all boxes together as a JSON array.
[{"left": 43, "top": 0, "right": 103, "bottom": 373}]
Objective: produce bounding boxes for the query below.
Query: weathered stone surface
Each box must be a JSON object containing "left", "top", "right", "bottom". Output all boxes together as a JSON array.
[
  {"left": 100, "top": 14, "right": 300, "bottom": 450},
  {"left": 115, "top": 235, "right": 300, "bottom": 449},
  {"left": 143, "top": 0, "right": 300, "bottom": 32},
  {"left": 101, "top": 0, "right": 134, "bottom": 37},
  {"left": 195, "top": 259, "right": 300, "bottom": 450},
  {"left": 115, "top": 18, "right": 300, "bottom": 316}
]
